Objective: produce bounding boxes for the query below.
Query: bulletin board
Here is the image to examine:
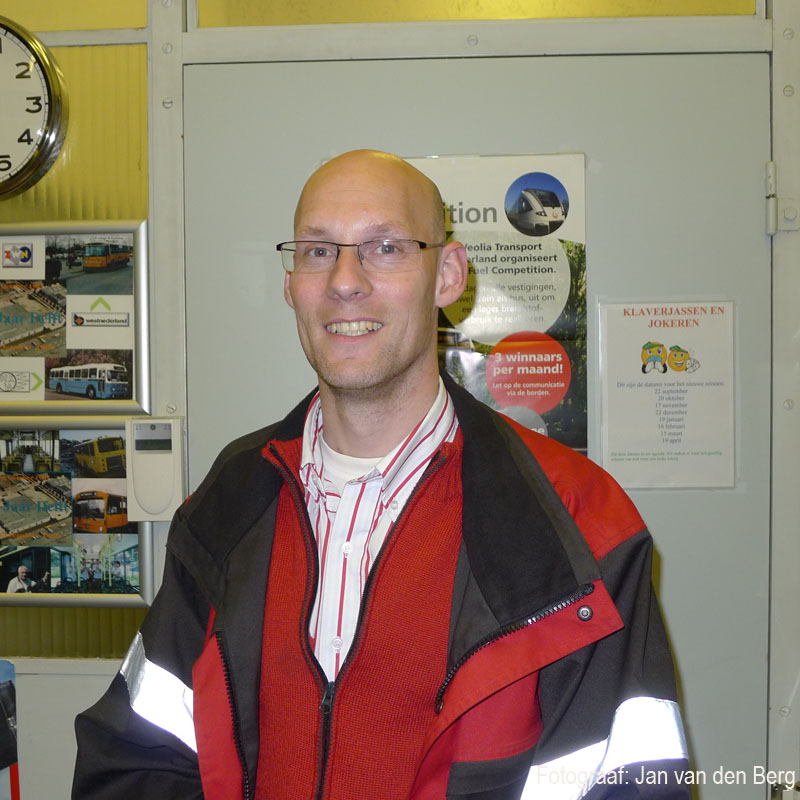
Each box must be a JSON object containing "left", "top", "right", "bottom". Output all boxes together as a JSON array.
[{"left": 0, "top": 221, "right": 152, "bottom": 607}]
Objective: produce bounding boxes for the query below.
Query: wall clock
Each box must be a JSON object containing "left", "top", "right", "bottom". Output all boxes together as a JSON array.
[{"left": 0, "top": 15, "right": 68, "bottom": 199}]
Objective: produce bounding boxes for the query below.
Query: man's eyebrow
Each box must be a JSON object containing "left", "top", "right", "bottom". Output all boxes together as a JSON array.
[
  {"left": 295, "top": 222, "right": 412, "bottom": 241},
  {"left": 295, "top": 226, "right": 330, "bottom": 239},
  {"left": 362, "top": 222, "right": 409, "bottom": 237}
]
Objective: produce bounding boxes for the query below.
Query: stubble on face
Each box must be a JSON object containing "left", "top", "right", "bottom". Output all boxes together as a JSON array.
[{"left": 287, "top": 150, "right": 446, "bottom": 405}]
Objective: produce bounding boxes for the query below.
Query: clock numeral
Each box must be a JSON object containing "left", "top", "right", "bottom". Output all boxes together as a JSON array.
[
  {"left": 17, "top": 130, "right": 33, "bottom": 145},
  {"left": 25, "top": 96, "right": 43, "bottom": 113},
  {"left": 16, "top": 61, "right": 32, "bottom": 79},
  {"left": 0, "top": 156, "right": 12, "bottom": 173}
]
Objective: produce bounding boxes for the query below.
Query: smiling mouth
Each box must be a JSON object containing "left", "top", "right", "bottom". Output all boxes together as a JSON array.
[{"left": 326, "top": 321, "right": 383, "bottom": 337}]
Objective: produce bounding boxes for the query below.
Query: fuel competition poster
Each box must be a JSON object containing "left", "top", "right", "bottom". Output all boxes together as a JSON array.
[
  {"left": 600, "top": 301, "right": 734, "bottom": 488},
  {"left": 410, "top": 154, "right": 587, "bottom": 451}
]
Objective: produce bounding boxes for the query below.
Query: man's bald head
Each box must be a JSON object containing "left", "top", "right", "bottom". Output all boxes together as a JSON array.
[
  {"left": 294, "top": 149, "right": 445, "bottom": 243},
  {"left": 283, "top": 147, "right": 469, "bottom": 451}
]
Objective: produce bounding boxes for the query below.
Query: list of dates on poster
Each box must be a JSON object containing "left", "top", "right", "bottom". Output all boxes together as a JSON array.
[
  {"left": 600, "top": 301, "right": 734, "bottom": 489},
  {"left": 409, "top": 154, "right": 587, "bottom": 451}
]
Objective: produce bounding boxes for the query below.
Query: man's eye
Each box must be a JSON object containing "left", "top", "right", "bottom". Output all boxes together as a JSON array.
[
  {"left": 368, "top": 240, "right": 411, "bottom": 259},
  {"left": 300, "top": 244, "right": 333, "bottom": 259}
]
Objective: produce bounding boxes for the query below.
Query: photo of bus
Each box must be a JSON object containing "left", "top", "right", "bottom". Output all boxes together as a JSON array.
[
  {"left": 48, "top": 362, "right": 129, "bottom": 399},
  {"left": 83, "top": 242, "right": 131, "bottom": 270},
  {"left": 72, "top": 490, "right": 129, "bottom": 533},
  {"left": 73, "top": 436, "right": 126, "bottom": 477}
]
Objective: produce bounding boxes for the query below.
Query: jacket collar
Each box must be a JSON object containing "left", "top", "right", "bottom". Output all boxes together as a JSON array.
[
  {"left": 182, "top": 375, "right": 596, "bottom": 628},
  {"left": 443, "top": 373, "right": 597, "bottom": 627}
]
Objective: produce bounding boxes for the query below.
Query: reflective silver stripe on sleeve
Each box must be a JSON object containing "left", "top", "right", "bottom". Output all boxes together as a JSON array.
[
  {"left": 522, "top": 696, "right": 688, "bottom": 800},
  {"left": 120, "top": 631, "right": 197, "bottom": 753}
]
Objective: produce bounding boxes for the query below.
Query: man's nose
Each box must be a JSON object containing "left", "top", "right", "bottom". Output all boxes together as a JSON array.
[{"left": 327, "top": 244, "right": 371, "bottom": 299}]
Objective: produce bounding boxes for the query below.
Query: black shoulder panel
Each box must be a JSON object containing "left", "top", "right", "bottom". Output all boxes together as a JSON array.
[
  {"left": 443, "top": 373, "right": 590, "bottom": 626},
  {"left": 178, "top": 387, "right": 316, "bottom": 567}
]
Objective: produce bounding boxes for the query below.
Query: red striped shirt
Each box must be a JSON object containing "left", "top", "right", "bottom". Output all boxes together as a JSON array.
[{"left": 299, "top": 379, "right": 458, "bottom": 678}]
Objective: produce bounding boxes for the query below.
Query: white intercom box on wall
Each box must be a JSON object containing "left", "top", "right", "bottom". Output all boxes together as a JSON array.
[{"left": 125, "top": 418, "right": 185, "bottom": 521}]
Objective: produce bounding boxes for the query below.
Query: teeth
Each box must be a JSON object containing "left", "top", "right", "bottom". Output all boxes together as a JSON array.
[{"left": 326, "top": 320, "right": 383, "bottom": 336}]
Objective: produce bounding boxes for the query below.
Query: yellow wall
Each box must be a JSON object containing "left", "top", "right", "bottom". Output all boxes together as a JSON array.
[
  {"left": 0, "top": 43, "right": 148, "bottom": 659},
  {"left": 199, "top": 0, "right": 755, "bottom": 27},
  {"left": 0, "top": 2, "right": 146, "bottom": 32},
  {"left": 0, "top": 606, "right": 146, "bottom": 659},
  {"left": 0, "top": 45, "right": 148, "bottom": 224},
  {"left": 1, "top": 0, "right": 755, "bottom": 31}
]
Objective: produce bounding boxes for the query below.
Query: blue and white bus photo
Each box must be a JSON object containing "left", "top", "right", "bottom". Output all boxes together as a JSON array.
[{"left": 48, "top": 362, "right": 129, "bottom": 399}]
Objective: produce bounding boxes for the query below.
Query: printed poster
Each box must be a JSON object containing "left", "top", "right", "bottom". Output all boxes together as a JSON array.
[
  {"left": 600, "top": 301, "right": 734, "bottom": 488},
  {"left": 1, "top": 428, "right": 140, "bottom": 596},
  {"left": 410, "top": 154, "right": 587, "bottom": 452},
  {"left": 0, "top": 232, "right": 134, "bottom": 403}
]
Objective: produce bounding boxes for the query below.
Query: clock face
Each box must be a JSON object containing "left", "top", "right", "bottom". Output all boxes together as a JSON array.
[{"left": 0, "top": 16, "right": 68, "bottom": 198}]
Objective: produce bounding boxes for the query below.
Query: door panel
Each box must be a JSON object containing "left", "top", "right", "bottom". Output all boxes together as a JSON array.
[{"left": 184, "top": 54, "right": 770, "bottom": 794}]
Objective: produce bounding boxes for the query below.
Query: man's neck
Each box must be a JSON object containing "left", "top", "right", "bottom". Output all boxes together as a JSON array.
[{"left": 317, "top": 374, "right": 440, "bottom": 458}]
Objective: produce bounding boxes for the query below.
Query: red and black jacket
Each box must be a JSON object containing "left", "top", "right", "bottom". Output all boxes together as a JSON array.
[{"left": 73, "top": 376, "right": 689, "bottom": 799}]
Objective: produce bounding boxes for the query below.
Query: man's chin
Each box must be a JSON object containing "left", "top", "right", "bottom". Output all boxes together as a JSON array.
[
  {"left": 317, "top": 363, "right": 399, "bottom": 397},
  {"left": 321, "top": 373, "right": 384, "bottom": 395}
]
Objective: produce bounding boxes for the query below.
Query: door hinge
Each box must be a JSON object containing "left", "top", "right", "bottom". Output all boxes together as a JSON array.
[{"left": 767, "top": 161, "right": 800, "bottom": 235}]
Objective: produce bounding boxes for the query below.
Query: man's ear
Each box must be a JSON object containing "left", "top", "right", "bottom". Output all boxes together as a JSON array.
[
  {"left": 284, "top": 270, "right": 295, "bottom": 309},
  {"left": 435, "top": 241, "right": 468, "bottom": 309}
]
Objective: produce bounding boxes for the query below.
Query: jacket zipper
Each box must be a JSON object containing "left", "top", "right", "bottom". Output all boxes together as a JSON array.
[
  {"left": 216, "top": 632, "right": 252, "bottom": 800},
  {"left": 434, "top": 581, "right": 596, "bottom": 713},
  {"left": 316, "top": 679, "right": 336, "bottom": 796},
  {"left": 270, "top": 444, "right": 446, "bottom": 800}
]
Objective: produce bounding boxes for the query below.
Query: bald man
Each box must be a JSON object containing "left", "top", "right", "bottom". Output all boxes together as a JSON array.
[{"left": 74, "top": 150, "right": 688, "bottom": 800}]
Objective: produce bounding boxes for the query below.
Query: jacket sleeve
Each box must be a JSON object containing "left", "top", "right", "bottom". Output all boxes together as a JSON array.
[
  {"left": 72, "top": 539, "right": 212, "bottom": 800},
  {"left": 523, "top": 528, "right": 690, "bottom": 800}
]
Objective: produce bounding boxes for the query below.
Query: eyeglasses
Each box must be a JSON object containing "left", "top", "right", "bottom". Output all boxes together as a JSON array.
[{"left": 276, "top": 239, "right": 444, "bottom": 273}]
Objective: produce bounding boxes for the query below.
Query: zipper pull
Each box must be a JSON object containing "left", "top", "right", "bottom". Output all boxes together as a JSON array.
[{"left": 319, "top": 681, "right": 335, "bottom": 714}]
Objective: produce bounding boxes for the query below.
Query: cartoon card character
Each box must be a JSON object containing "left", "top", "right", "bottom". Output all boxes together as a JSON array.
[
  {"left": 667, "top": 345, "right": 690, "bottom": 371},
  {"left": 641, "top": 342, "right": 667, "bottom": 373}
]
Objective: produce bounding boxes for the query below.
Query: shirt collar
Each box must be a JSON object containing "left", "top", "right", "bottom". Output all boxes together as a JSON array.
[
  {"left": 300, "top": 377, "right": 454, "bottom": 494},
  {"left": 377, "top": 378, "right": 452, "bottom": 489}
]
